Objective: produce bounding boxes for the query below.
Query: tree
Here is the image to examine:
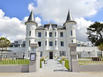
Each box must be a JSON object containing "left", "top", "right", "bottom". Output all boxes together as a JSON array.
[
  {"left": 98, "top": 43, "right": 103, "bottom": 51},
  {"left": 87, "top": 22, "right": 103, "bottom": 46},
  {"left": 0, "top": 37, "right": 11, "bottom": 50},
  {"left": 0, "top": 37, "right": 11, "bottom": 59}
]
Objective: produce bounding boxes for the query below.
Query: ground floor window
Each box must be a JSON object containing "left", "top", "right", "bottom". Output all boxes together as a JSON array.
[
  {"left": 40, "top": 51, "right": 42, "bottom": 57},
  {"left": 38, "top": 41, "right": 41, "bottom": 47},
  {"left": 59, "top": 51, "right": 66, "bottom": 56}
]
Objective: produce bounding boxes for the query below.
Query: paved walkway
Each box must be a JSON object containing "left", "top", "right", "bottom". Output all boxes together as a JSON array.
[
  {"left": 40, "top": 59, "right": 68, "bottom": 72},
  {"left": 0, "top": 72, "right": 103, "bottom": 77}
]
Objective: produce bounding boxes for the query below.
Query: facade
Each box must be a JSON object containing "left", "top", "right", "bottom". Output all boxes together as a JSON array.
[
  {"left": 77, "top": 47, "right": 102, "bottom": 58},
  {"left": 10, "top": 40, "right": 25, "bottom": 47},
  {"left": 25, "top": 11, "right": 76, "bottom": 59},
  {"left": 2, "top": 40, "right": 102, "bottom": 59}
]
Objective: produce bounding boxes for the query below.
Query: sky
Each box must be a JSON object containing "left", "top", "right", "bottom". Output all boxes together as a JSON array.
[{"left": 0, "top": 0, "right": 103, "bottom": 42}]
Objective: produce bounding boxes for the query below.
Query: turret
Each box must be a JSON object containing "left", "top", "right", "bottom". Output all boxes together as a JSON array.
[
  {"left": 25, "top": 11, "right": 38, "bottom": 59},
  {"left": 64, "top": 10, "right": 76, "bottom": 43},
  {"left": 64, "top": 10, "right": 76, "bottom": 26}
]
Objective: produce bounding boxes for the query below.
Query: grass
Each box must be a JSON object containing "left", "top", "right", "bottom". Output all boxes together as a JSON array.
[
  {"left": 0, "top": 59, "right": 30, "bottom": 65},
  {"left": 78, "top": 60, "right": 103, "bottom": 65}
]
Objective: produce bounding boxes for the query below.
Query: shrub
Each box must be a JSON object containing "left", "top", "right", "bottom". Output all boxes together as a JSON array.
[
  {"left": 40, "top": 57, "right": 45, "bottom": 68},
  {"left": 59, "top": 57, "right": 69, "bottom": 70}
]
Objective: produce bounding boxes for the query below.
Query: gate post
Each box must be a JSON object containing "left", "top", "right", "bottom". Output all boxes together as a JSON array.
[
  {"left": 69, "top": 43, "right": 80, "bottom": 72},
  {"left": 29, "top": 43, "right": 38, "bottom": 72}
]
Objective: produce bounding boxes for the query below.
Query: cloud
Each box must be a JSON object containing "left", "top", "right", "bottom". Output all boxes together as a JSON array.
[
  {"left": 35, "top": 17, "right": 41, "bottom": 26},
  {"left": 24, "top": 16, "right": 41, "bottom": 26},
  {"left": 0, "top": 9, "right": 25, "bottom": 41},
  {"left": 75, "top": 18, "right": 93, "bottom": 41},
  {"left": 30, "top": 0, "right": 103, "bottom": 41},
  {"left": 28, "top": 3, "right": 35, "bottom": 12},
  {"left": 34, "top": 0, "right": 103, "bottom": 24},
  {"left": 0, "top": 9, "right": 42, "bottom": 42}
]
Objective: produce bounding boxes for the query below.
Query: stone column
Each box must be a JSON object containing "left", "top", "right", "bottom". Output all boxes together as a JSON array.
[
  {"left": 29, "top": 43, "right": 39, "bottom": 72},
  {"left": 69, "top": 43, "right": 80, "bottom": 72},
  {"left": 36, "top": 51, "right": 40, "bottom": 72}
]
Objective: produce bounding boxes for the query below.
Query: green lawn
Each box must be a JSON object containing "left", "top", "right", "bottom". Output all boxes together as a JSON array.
[
  {"left": 0, "top": 59, "right": 30, "bottom": 64},
  {"left": 78, "top": 60, "right": 103, "bottom": 65}
]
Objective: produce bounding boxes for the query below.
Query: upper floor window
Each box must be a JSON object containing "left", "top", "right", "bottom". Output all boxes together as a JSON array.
[
  {"left": 49, "top": 41, "right": 53, "bottom": 46},
  {"left": 38, "top": 41, "right": 41, "bottom": 47},
  {"left": 49, "top": 32, "right": 52, "bottom": 37},
  {"left": 29, "top": 40, "right": 31, "bottom": 46},
  {"left": 55, "top": 32, "right": 56, "bottom": 37},
  {"left": 60, "top": 32, "right": 63, "bottom": 37},
  {"left": 55, "top": 41, "right": 57, "bottom": 46},
  {"left": 61, "top": 41, "right": 64, "bottom": 46},
  {"left": 71, "top": 30, "right": 73, "bottom": 36},
  {"left": 29, "top": 31, "right": 31, "bottom": 36},
  {"left": 38, "top": 32, "right": 41, "bottom": 37}
]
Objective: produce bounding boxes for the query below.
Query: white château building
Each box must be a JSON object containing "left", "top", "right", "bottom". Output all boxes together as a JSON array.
[{"left": 25, "top": 11, "right": 76, "bottom": 59}]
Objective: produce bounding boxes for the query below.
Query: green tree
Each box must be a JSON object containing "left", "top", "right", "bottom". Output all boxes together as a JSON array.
[
  {"left": 98, "top": 43, "right": 103, "bottom": 51},
  {"left": 0, "top": 37, "right": 11, "bottom": 59},
  {"left": 87, "top": 22, "right": 103, "bottom": 46}
]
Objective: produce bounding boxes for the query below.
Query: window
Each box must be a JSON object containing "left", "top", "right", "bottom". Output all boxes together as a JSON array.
[
  {"left": 38, "top": 32, "right": 41, "bottom": 37},
  {"left": 45, "top": 41, "right": 47, "bottom": 46},
  {"left": 29, "top": 40, "right": 30, "bottom": 46},
  {"left": 38, "top": 42, "right": 41, "bottom": 47},
  {"left": 29, "top": 31, "right": 31, "bottom": 36},
  {"left": 55, "top": 32, "right": 56, "bottom": 37},
  {"left": 40, "top": 52, "right": 42, "bottom": 57},
  {"left": 49, "top": 41, "right": 53, "bottom": 46},
  {"left": 60, "top": 32, "right": 63, "bottom": 37},
  {"left": 71, "top": 40, "right": 73, "bottom": 43},
  {"left": 55, "top": 41, "right": 56, "bottom": 46},
  {"left": 61, "top": 41, "right": 64, "bottom": 46},
  {"left": 60, "top": 51, "right": 66, "bottom": 56},
  {"left": 49, "top": 32, "right": 52, "bottom": 37},
  {"left": 71, "top": 30, "right": 72, "bottom": 36}
]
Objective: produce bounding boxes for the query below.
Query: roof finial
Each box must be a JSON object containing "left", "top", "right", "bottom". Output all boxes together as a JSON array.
[
  {"left": 66, "top": 10, "right": 72, "bottom": 22},
  {"left": 27, "top": 10, "right": 35, "bottom": 22}
]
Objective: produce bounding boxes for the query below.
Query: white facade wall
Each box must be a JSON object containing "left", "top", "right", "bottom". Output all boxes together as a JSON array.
[
  {"left": 34, "top": 23, "right": 76, "bottom": 59},
  {"left": 77, "top": 47, "right": 101, "bottom": 57}
]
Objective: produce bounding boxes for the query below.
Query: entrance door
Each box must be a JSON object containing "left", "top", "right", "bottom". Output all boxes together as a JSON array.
[{"left": 49, "top": 52, "right": 53, "bottom": 59}]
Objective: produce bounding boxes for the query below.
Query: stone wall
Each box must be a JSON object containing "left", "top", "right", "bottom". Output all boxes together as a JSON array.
[{"left": 0, "top": 64, "right": 29, "bottom": 73}]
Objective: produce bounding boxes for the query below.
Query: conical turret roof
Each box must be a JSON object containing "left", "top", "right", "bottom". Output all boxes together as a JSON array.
[
  {"left": 27, "top": 11, "right": 35, "bottom": 22},
  {"left": 66, "top": 10, "right": 72, "bottom": 22}
]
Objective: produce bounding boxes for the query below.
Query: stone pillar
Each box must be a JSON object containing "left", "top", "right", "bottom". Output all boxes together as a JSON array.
[
  {"left": 29, "top": 43, "right": 39, "bottom": 72},
  {"left": 69, "top": 43, "right": 80, "bottom": 72},
  {"left": 36, "top": 51, "right": 40, "bottom": 72}
]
